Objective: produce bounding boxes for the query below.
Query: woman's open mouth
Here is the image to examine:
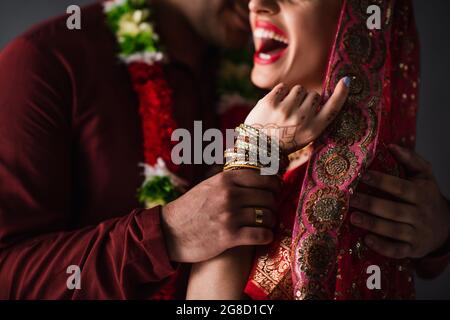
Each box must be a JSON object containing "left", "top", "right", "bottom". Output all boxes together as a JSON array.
[{"left": 253, "top": 20, "right": 289, "bottom": 65}]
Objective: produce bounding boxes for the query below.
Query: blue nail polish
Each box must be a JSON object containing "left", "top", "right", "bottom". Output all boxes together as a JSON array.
[{"left": 343, "top": 76, "right": 351, "bottom": 88}]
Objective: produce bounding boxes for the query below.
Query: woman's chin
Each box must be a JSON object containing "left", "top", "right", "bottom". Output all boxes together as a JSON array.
[{"left": 251, "top": 70, "right": 279, "bottom": 90}]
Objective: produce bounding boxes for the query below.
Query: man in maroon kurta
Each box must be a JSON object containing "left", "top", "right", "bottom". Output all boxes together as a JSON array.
[
  {"left": 0, "top": 2, "right": 175, "bottom": 299},
  {"left": 0, "top": 1, "right": 282, "bottom": 299}
]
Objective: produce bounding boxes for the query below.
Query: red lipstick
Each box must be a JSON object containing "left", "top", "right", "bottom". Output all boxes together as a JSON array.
[{"left": 253, "top": 20, "right": 289, "bottom": 65}]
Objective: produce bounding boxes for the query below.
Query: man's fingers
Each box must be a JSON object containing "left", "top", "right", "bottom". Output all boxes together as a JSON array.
[
  {"left": 364, "top": 234, "right": 413, "bottom": 259},
  {"left": 388, "top": 144, "right": 433, "bottom": 178},
  {"left": 314, "top": 77, "right": 350, "bottom": 130},
  {"left": 235, "top": 187, "right": 277, "bottom": 212},
  {"left": 236, "top": 207, "right": 276, "bottom": 228},
  {"left": 360, "top": 171, "right": 419, "bottom": 204},
  {"left": 228, "top": 169, "right": 281, "bottom": 193},
  {"left": 350, "top": 211, "right": 416, "bottom": 244},
  {"left": 350, "top": 193, "right": 419, "bottom": 224},
  {"left": 233, "top": 227, "right": 274, "bottom": 246}
]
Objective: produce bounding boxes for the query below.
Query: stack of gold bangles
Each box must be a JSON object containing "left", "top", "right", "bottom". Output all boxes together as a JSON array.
[{"left": 223, "top": 124, "right": 288, "bottom": 175}]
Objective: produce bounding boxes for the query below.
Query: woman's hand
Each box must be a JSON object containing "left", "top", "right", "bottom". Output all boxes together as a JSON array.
[
  {"left": 350, "top": 145, "right": 450, "bottom": 259},
  {"left": 244, "top": 77, "right": 350, "bottom": 154}
]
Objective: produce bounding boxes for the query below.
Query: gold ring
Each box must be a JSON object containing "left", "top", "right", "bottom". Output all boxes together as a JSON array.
[{"left": 255, "top": 208, "right": 264, "bottom": 225}]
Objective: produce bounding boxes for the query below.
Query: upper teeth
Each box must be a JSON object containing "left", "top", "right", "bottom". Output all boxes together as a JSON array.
[{"left": 254, "top": 28, "right": 288, "bottom": 44}]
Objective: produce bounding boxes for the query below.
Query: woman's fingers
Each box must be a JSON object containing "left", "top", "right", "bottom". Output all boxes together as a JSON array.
[
  {"left": 247, "top": 78, "right": 350, "bottom": 154},
  {"left": 280, "top": 85, "right": 307, "bottom": 116},
  {"left": 314, "top": 77, "right": 350, "bottom": 132},
  {"left": 298, "top": 91, "right": 321, "bottom": 119},
  {"left": 263, "top": 83, "right": 289, "bottom": 106}
]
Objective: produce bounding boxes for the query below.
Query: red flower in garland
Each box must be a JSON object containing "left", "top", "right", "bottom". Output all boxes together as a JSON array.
[
  {"left": 129, "top": 62, "right": 164, "bottom": 83},
  {"left": 103, "top": 0, "right": 190, "bottom": 209},
  {"left": 128, "top": 62, "right": 179, "bottom": 173}
]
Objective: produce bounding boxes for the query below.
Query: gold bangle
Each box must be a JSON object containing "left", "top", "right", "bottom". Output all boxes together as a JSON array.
[
  {"left": 224, "top": 124, "right": 289, "bottom": 176},
  {"left": 224, "top": 158, "right": 259, "bottom": 166},
  {"left": 224, "top": 163, "right": 261, "bottom": 172},
  {"left": 236, "top": 126, "right": 259, "bottom": 140},
  {"left": 235, "top": 135, "right": 277, "bottom": 155},
  {"left": 234, "top": 140, "right": 262, "bottom": 155}
]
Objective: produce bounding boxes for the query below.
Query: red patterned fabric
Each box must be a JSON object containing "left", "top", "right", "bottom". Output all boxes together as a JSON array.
[{"left": 245, "top": 0, "right": 421, "bottom": 300}]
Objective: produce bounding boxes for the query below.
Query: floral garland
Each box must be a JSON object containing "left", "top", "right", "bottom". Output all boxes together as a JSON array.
[{"left": 104, "top": 0, "right": 259, "bottom": 208}]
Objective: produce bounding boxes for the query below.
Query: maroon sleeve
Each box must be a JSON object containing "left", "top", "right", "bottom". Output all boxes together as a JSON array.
[
  {"left": 0, "top": 207, "right": 176, "bottom": 299},
  {"left": 0, "top": 38, "right": 175, "bottom": 299},
  {"left": 414, "top": 238, "right": 450, "bottom": 279},
  {"left": 414, "top": 197, "right": 450, "bottom": 279},
  {"left": 415, "top": 254, "right": 450, "bottom": 279}
]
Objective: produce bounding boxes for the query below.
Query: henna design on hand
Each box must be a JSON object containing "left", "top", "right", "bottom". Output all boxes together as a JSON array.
[{"left": 248, "top": 123, "right": 300, "bottom": 153}]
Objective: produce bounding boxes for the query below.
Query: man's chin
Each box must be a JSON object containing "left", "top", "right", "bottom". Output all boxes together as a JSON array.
[
  {"left": 205, "top": 29, "right": 250, "bottom": 49},
  {"left": 225, "top": 34, "right": 251, "bottom": 49}
]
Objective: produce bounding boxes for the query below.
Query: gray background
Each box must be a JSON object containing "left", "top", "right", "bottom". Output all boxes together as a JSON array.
[{"left": 0, "top": 0, "right": 449, "bottom": 299}]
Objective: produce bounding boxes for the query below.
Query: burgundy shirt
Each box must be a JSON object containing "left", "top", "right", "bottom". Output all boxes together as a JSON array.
[{"left": 0, "top": 3, "right": 215, "bottom": 299}]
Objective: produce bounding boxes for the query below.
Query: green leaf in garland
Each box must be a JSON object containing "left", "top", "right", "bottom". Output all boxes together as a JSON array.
[
  {"left": 105, "top": 2, "right": 132, "bottom": 32},
  {"left": 138, "top": 176, "right": 181, "bottom": 208}
]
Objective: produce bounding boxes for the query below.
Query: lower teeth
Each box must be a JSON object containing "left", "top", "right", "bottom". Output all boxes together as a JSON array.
[{"left": 259, "top": 53, "right": 271, "bottom": 60}]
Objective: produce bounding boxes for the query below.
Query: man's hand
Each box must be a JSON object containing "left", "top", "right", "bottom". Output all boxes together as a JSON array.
[
  {"left": 350, "top": 144, "right": 450, "bottom": 259},
  {"left": 161, "top": 170, "right": 281, "bottom": 263}
]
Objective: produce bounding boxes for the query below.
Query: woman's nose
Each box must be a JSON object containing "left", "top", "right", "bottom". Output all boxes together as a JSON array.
[{"left": 249, "top": 0, "right": 279, "bottom": 15}]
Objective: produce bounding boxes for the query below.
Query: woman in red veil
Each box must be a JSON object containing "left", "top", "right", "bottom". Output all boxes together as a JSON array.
[
  {"left": 186, "top": 0, "right": 450, "bottom": 300},
  {"left": 244, "top": 0, "right": 420, "bottom": 299}
]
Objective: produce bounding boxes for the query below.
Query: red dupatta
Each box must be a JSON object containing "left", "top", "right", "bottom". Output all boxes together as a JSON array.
[{"left": 245, "top": 0, "right": 420, "bottom": 300}]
